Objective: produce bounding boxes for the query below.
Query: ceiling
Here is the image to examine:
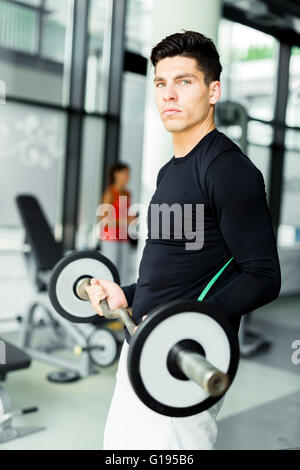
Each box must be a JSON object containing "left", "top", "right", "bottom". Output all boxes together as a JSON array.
[{"left": 222, "top": 0, "right": 300, "bottom": 45}]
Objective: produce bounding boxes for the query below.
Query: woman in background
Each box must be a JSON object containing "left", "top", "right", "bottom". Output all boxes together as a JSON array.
[{"left": 99, "top": 163, "right": 137, "bottom": 285}]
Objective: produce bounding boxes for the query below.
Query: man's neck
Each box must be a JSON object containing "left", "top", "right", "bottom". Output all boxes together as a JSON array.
[{"left": 172, "top": 120, "right": 216, "bottom": 158}]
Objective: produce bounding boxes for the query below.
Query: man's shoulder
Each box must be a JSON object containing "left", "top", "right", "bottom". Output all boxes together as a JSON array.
[
  {"left": 159, "top": 157, "right": 174, "bottom": 172},
  {"left": 205, "top": 129, "right": 245, "bottom": 159},
  {"left": 205, "top": 146, "right": 264, "bottom": 198},
  {"left": 198, "top": 129, "right": 258, "bottom": 174},
  {"left": 194, "top": 130, "right": 263, "bottom": 198},
  {"left": 156, "top": 157, "right": 174, "bottom": 186}
]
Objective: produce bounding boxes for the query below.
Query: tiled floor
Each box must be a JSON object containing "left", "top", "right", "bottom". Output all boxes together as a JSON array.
[
  {"left": 0, "top": 253, "right": 300, "bottom": 450},
  {"left": 216, "top": 391, "right": 300, "bottom": 450},
  {"left": 216, "top": 295, "right": 300, "bottom": 449}
]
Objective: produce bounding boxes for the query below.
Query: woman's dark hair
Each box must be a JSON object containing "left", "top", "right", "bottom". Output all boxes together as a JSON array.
[
  {"left": 107, "top": 162, "right": 129, "bottom": 186},
  {"left": 150, "top": 30, "right": 222, "bottom": 87}
]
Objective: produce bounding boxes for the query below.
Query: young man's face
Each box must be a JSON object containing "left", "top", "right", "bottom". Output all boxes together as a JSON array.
[{"left": 154, "top": 55, "right": 220, "bottom": 134}]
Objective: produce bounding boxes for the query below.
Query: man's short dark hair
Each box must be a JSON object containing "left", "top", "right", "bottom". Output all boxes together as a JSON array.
[{"left": 150, "top": 30, "right": 222, "bottom": 87}]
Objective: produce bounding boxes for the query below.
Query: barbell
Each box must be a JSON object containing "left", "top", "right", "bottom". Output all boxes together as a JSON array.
[
  {"left": 73, "top": 327, "right": 119, "bottom": 368},
  {"left": 48, "top": 250, "right": 239, "bottom": 417}
]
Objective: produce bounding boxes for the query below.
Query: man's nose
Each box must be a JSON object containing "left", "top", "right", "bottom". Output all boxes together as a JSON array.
[{"left": 162, "top": 84, "right": 178, "bottom": 102}]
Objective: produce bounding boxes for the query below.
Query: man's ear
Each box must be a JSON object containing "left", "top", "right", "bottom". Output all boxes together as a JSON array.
[{"left": 209, "top": 81, "right": 221, "bottom": 105}]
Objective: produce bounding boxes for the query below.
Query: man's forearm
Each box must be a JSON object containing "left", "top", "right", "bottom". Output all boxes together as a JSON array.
[{"left": 204, "top": 264, "right": 281, "bottom": 319}]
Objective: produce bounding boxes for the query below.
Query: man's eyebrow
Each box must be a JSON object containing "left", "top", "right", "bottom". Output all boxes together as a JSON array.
[{"left": 153, "top": 73, "right": 197, "bottom": 83}]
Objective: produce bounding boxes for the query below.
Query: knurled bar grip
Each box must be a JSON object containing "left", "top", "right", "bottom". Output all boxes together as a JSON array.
[{"left": 100, "top": 299, "right": 136, "bottom": 336}]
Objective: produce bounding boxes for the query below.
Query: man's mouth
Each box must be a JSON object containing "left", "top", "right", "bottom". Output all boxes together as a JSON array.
[{"left": 163, "top": 109, "right": 181, "bottom": 116}]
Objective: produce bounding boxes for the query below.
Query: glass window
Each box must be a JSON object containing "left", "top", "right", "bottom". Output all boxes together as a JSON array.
[
  {"left": 247, "top": 121, "right": 272, "bottom": 192},
  {"left": 248, "top": 121, "right": 273, "bottom": 147},
  {"left": 0, "top": 0, "right": 39, "bottom": 54},
  {"left": 278, "top": 45, "right": 300, "bottom": 247},
  {"left": 0, "top": 0, "right": 69, "bottom": 60},
  {"left": 285, "top": 129, "right": 300, "bottom": 151},
  {"left": 218, "top": 19, "right": 278, "bottom": 121},
  {"left": 85, "top": 0, "right": 113, "bottom": 113},
  {"left": 16, "top": 0, "right": 41, "bottom": 5},
  {"left": 119, "top": 71, "right": 147, "bottom": 205},
  {"left": 279, "top": 148, "right": 300, "bottom": 246},
  {"left": 76, "top": 117, "right": 105, "bottom": 250},
  {"left": 286, "top": 47, "right": 300, "bottom": 128},
  {"left": 248, "top": 144, "right": 271, "bottom": 193},
  {"left": 41, "top": 0, "right": 69, "bottom": 63},
  {"left": 0, "top": 101, "right": 66, "bottom": 250},
  {"left": 0, "top": 0, "right": 72, "bottom": 105},
  {"left": 278, "top": 129, "right": 300, "bottom": 247},
  {"left": 125, "top": 0, "right": 153, "bottom": 57}
]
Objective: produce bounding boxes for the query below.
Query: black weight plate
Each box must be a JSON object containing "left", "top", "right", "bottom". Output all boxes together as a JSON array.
[
  {"left": 88, "top": 327, "right": 118, "bottom": 367},
  {"left": 128, "top": 299, "right": 239, "bottom": 417},
  {"left": 47, "top": 370, "right": 81, "bottom": 383},
  {"left": 48, "top": 250, "right": 120, "bottom": 323}
]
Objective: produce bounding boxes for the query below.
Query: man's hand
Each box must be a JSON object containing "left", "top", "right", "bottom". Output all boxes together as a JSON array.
[
  {"left": 133, "top": 315, "right": 147, "bottom": 334},
  {"left": 85, "top": 279, "right": 128, "bottom": 317}
]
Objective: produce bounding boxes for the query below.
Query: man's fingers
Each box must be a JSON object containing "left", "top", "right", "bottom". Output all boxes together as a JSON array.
[
  {"left": 90, "top": 278, "right": 107, "bottom": 288},
  {"left": 85, "top": 284, "right": 107, "bottom": 317},
  {"left": 89, "top": 301, "right": 104, "bottom": 317},
  {"left": 87, "top": 282, "right": 147, "bottom": 325},
  {"left": 86, "top": 284, "right": 106, "bottom": 297}
]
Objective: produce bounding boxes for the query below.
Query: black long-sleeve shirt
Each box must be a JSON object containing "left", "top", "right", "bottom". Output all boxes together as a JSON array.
[{"left": 122, "top": 128, "right": 281, "bottom": 344}]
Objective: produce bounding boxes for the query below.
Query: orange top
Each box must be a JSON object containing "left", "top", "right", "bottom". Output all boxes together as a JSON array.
[{"left": 101, "top": 185, "right": 131, "bottom": 241}]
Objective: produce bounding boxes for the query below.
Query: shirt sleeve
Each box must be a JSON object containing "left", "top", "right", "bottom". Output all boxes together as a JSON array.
[
  {"left": 202, "top": 150, "right": 281, "bottom": 318},
  {"left": 121, "top": 283, "right": 137, "bottom": 308}
]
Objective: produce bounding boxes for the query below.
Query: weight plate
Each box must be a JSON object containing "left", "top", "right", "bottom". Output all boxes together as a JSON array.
[
  {"left": 128, "top": 299, "right": 239, "bottom": 417},
  {"left": 88, "top": 328, "right": 118, "bottom": 367},
  {"left": 48, "top": 250, "right": 120, "bottom": 323},
  {"left": 47, "top": 370, "right": 81, "bottom": 383}
]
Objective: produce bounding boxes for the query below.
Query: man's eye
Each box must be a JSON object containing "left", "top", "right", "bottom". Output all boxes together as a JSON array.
[{"left": 155, "top": 80, "right": 191, "bottom": 87}]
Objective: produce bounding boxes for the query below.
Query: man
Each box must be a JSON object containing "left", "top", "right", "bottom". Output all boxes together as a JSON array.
[{"left": 87, "top": 31, "right": 281, "bottom": 450}]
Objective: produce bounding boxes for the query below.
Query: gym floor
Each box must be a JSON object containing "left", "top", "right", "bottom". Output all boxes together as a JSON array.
[{"left": 1, "top": 253, "right": 300, "bottom": 450}]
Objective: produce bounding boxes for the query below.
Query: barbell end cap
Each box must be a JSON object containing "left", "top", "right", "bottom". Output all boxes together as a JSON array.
[
  {"left": 205, "top": 370, "right": 230, "bottom": 397},
  {"left": 75, "top": 277, "right": 91, "bottom": 301}
]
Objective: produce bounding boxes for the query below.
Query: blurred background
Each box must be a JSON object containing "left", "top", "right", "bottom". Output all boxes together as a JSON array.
[{"left": 0, "top": 0, "right": 300, "bottom": 450}]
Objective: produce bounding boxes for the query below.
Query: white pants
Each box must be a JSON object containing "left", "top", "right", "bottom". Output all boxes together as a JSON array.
[
  {"left": 100, "top": 240, "right": 131, "bottom": 285},
  {"left": 103, "top": 340, "right": 224, "bottom": 450}
]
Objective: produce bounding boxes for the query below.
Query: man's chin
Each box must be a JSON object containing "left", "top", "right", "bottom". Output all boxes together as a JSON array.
[{"left": 164, "top": 123, "right": 185, "bottom": 133}]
